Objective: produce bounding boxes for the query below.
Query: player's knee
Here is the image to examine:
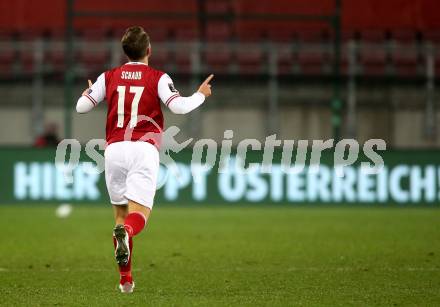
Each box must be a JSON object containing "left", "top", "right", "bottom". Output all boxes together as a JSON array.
[{"left": 128, "top": 199, "right": 151, "bottom": 217}]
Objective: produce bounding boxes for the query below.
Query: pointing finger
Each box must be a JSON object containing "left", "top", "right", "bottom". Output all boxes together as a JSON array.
[
  {"left": 88, "top": 80, "right": 93, "bottom": 88},
  {"left": 203, "top": 74, "right": 214, "bottom": 85}
]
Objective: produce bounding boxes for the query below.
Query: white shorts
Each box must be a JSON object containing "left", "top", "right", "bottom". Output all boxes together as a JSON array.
[{"left": 104, "top": 141, "right": 159, "bottom": 209}]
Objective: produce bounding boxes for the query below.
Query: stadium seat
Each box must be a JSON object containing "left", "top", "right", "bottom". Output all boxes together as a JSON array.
[
  {"left": 206, "top": 1, "right": 231, "bottom": 13},
  {"left": 392, "top": 30, "right": 418, "bottom": 44},
  {"left": 206, "top": 22, "right": 232, "bottom": 42},
  {"left": 236, "top": 48, "right": 265, "bottom": 74},
  {"left": 78, "top": 29, "right": 111, "bottom": 43},
  {"left": 0, "top": 48, "right": 16, "bottom": 62},
  {"left": 423, "top": 30, "right": 440, "bottom": 45},
  {"left": 277, "top": 49, "right": 296, "bottom": 75},
  {"left": 46, "top": 49, "right": 65, "bottom": 78},
  {"left": 359, "top": 47, "right": 388, "bottom": 76},
  {"left": 20, "top": 53, "right": 34, "bottom": 75},
  {"left": 77, "top": 50, "right": 110, "bottom": 77},
  {"left": 174, "top": 49, "right": 194, "bottom": 74},
  {"left": 0, "top": 49, "right": 16, "bottom": 77},
  {"left": 74, "top": 28, "right": 110, "bottom": 78},
  {"left": 296, "top": 29, "right": 330, "bottom": 45},
  {"left": 0, "top": 62, "right": 15, "bottom": 77},
  {"left": 204, "top": 48, "right": 233, "bottom": 74},
  {"left": 341, "top": 30, "right": 359, "bottom": 43},
  {"left": 388, "top": 31, "right": 420, "bottom": 77},
  {"left": 266, "top": 29, "right": 294, "bottom": 43},
  {"left": 391, "top": 46, "right": 421, "bottom": 77},
  {"left": 297, "top": 48, "right": 329, "bottom": 75},
  {"left": 0, "top": 32, "right": 17, "bottom": 74},
  {"left": 147, "top": 28, "right": 170, "bottom": 42},
  {"left": 435, "top": 55, "right": 440, "bottom": 77},
  {"left": 45, "top": 29, "right": 66, "bottom": 41},
  {"left": 17, "top": 30, "right": 46, "bottom": 43},
  {"left": 235, "top": 21, "right": 265, "bottom": 42},
  {"left": 237, "top": 29, "right": 265, "bottom": 43},
  {"left": 1, "top": 2, "right": 439, "bottom": 81},
  {"left": 16, "top": 32, "right": 45, "bottom": 75},
  {"left": 175, "top": 27, "right": 199, "bottom": 41},
  {"left": 360, "top": 30, "right": 388, "bottom": 44},
  {"left": 150, "top": 48, "right": 171, "bottom": 71}
]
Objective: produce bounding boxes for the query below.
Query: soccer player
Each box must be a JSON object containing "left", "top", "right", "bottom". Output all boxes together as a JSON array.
[{"left": 76, "top": 26, "right": 213, "bottom": 293}]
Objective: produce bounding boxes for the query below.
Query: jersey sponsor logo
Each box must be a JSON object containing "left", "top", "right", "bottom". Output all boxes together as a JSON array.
[
  {"left": 168, "top": 83, "right": 178, "bottom": 93},
  {"left": 121, "top": 71, "right": 142, "bottom": 80}
]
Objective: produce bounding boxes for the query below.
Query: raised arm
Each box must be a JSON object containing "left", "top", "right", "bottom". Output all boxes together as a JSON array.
[
  {"left": 158, "top": 74, "right": 213, "bottom": 114},
  {"left": 76, "top": 73, "right": 106, "bottom": 113}
]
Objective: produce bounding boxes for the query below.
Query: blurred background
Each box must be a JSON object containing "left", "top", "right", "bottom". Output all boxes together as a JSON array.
[
  {"left": 0, "top": 0, "right": 439, "bottom": 146},
  {"left": 1, "top": 3, "right": 439, "bottom": 304},
  {"left": 0, "top": 0, "right": 439, "bottom": 205}
]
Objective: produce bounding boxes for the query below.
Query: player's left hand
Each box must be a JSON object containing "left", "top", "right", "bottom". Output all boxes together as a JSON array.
[
  {"left": 81, "top": 80, "right": 93, "bottom": 96},
  {"left": 198, "top": 74, "right": 214, "bottom": 97}
]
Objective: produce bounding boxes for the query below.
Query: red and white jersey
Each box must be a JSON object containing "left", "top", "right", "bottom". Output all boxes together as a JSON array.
[
  {"left": 104, "top": 63, "right": 164, "bottom": 146},
  {"left": 78, "top": 62, "right": 205, "bottom": 148}
]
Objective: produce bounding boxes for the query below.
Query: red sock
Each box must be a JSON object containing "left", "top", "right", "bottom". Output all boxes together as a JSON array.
[
  {"left": 124, "top": 212, "right": 146, "bottom": 237},
  {"left": 113, "top": 236, "right": 133, "bottom": 284}
]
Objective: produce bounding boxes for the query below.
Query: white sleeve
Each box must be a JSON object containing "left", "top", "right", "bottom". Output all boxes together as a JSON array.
[
  {"left": 76, "top": 96, "right": 95, "bottom": 113},
  {"left": 76, "top": 73, "right": 106, "bottom": 113},
  {"left": 158, "top": 74, "right": 205, "bottom": 114}
]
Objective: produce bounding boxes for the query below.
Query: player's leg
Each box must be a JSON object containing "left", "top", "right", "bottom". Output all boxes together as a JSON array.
[
  {"left": 113, "top": 200, "right": 152, "bottom": 267},
  {"left": 113, "top": 205, "right": 130, "bottom": 268},
  {"left": 112, "top": 204, "right": 134, "bottom": 293},
  {"left": 110, "top": 203, "right": 132, "bottom": 268},
  {"left": 123, "top": 199, "right": 151, "bottom": 237},
  {"left": 104, "top": 143, "right": 133, "bottom": 292},
  {"left": 113, "top": 201, "right": 150, "bottom": 294},
  {"left": 113, "top": 204, "right": 128, "bottom": 225},
  {"left": 114, "top": 141, "right": 159, "bottom": 293},
  {"left": 123, "top": 142, "right": 158, "bottom": 239}
]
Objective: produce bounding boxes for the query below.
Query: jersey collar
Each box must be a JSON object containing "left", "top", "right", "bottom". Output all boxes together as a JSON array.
[{"left": 125, "top": 62, "right": 148, "bottom": 66}]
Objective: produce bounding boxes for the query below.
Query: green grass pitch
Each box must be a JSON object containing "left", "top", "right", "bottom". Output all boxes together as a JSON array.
[{"left": 0, "top": 205, "right": 439, "bottom": 306}]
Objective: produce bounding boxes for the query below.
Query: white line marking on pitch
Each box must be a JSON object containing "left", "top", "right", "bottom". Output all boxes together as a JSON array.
[{"left": 287, "top": 267, "right": 440, "bottom": 272}]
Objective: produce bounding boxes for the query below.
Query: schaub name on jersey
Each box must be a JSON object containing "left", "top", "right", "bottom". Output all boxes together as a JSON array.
[{"left": 121, "top": 71, "right": 142, "bottom": 80}]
